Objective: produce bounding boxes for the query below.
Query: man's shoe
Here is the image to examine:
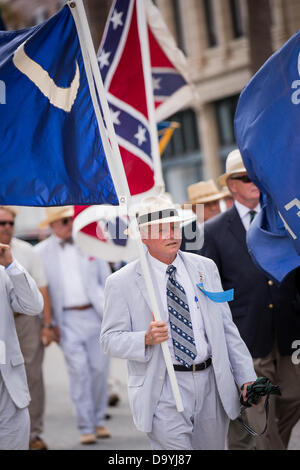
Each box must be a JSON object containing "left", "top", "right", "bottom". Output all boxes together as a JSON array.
[
  {"left": 108, "top": 393, "right": 120, "bottom": 407},
  {"left": 80, "top": 433, "right": 96, "bottom": 445},
  {"left": 95, "top": 426, "right": 111, "bottom": 439},
  {"left": 29, "top": 437, "right": 48, "bottom": 450}
]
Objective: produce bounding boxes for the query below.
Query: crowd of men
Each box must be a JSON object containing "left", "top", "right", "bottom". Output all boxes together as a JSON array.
[{"left": 1, "top": 148, "right": 300, "bottom": 450}]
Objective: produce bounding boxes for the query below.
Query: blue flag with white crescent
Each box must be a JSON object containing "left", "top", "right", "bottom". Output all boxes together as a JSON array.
[
  {"left": 234, "top": 30, "right": 300, "bottom": 282},
  {"left": 0, "top": 5, "right": 118, "bottom": 206}
]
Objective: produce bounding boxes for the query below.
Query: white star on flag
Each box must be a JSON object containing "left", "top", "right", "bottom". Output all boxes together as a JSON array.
[
  {"left": 98, "top": 49, "right": 111, "bottom": 69},
  {"left": 110, "top": 9, "right": 123, "bottom": 30},
  {"left": 110, "top": 108, "right": 121, "bottom": 125},
  {"left": 134, "top": 125, "right": 147, "bottom": 146},
  {"left": 152, "top": 76, "right": 161, "bottom": 90}
]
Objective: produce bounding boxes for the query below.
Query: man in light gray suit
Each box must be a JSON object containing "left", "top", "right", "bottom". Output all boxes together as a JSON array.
[
  {"left": 101, "top": 195, "right": 258, "bottom": 450},
  {"left": 0, "top": 242, "right": 44, "bottom": 450},
  {"left": 35, "top": 207, "right": 112, "bottom": 445}
]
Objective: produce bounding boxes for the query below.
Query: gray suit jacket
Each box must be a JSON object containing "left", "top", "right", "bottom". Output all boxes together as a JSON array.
[
  {"left": 0, "top": 265, "right": 43, "bottom": 408},
  {"left": 35, "top": 235, "right": 111, "bottom": 332},
  {"left": 101, "top": 250, "right": 257, "bottom": 433}
]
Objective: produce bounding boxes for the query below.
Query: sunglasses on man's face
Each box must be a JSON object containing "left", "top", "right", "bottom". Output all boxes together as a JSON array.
[
  {"left": 61, "top": 217, "right": 73, "bottom": 226},
  {"left": 230, "top": 175, "right": 252, "bottom": 184},
  {"left": 0, "top": 221, "right": 14, "bottom": 227}
]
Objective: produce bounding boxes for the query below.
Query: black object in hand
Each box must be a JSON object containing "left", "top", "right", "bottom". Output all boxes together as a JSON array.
[{"left": 240, "top": 376, "right": 281, "bottom": 408}]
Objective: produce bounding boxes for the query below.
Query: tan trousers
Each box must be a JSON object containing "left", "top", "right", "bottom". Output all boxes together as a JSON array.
[
  {"left": 15, "top": 314, "right": 45, "bottom": 441},
  {"left": 228, "top": 343, "right": 300, "bottom": 450},
  {"left": 227, "top": 415, "right": 255, "bottom": 450},
  {"left": 246, "top": 343, "right": 300, "bottom": 450}
]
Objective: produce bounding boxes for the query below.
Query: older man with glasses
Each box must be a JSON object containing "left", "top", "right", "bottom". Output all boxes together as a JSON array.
[
  {"left": 200, "top": 149, "right": 300, "bottom": 450},
  {"left": 35, "top": 207, "right": 112, "bottom": 445}
]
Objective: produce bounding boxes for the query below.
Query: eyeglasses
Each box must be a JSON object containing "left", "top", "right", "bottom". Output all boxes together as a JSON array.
[
  {"left": 230, "top": 175, "right": 252, "bottom": 184},
  {"left": 61, "top": 217, "right": 73, "bottom": 226},
  {"left": 0, "top": 221, "right": 14, "bottom": 227}
]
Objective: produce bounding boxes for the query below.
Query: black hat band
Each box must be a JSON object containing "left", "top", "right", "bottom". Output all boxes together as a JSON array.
[{"left": 138, "top": 208, "right": 179, "bottom": 226}]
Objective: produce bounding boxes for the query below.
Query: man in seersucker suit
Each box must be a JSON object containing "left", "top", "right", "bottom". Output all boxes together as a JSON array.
[
  {"left": 101, "top": 194, "right": 258, "bottom": 450},
  {"left": 0, "top": 242, "right": 43, "bottom": 450}
]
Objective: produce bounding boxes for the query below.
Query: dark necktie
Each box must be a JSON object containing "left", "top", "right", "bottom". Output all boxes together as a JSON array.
[
  {"left": 60, "top": 237, "right": 74, "bottom": 248},
  {"left": 166, "top": 264, "right": 197, "bottom": 368},
  {"left": 249, "top": 210, "right": 256, "bottom": 224}
]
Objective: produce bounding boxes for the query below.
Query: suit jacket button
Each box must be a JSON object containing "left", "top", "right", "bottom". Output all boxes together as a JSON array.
[
  {"left": 268, "top": 280, "right": 274, "bottom": 286},
  {"left": 268, "top": 303, "right": 274, "bottom": 309}
]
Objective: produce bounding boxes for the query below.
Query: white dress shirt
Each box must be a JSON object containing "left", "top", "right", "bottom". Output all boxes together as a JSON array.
[
  {"left": 147, "top": 251, "right": 211, "bottom": 364},
  {"left": 11, "top": 237, "right": 47, "bottom": 287},
  {"left": 54, "top": 236, "right": 90, "bottom": 308},
  {"left": 234, "top": 200, "right": 261, "bottom": 231}
]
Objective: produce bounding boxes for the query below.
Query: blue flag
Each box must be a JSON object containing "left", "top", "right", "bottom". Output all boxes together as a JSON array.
[
  {"left": 234, "top": 30, "right": 300, "bottom": 282},
  {"left": 0, "top": 5, "right": 118, "bottom": 206}
]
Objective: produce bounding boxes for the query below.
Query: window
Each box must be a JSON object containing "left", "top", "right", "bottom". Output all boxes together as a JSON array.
[
  {"left": 172, "top": 0, "right": 186, "bottom": 53},
  {"left": 203, "top": 0, "right": 217, "bottom": 47},
  {"left": 215, "top": 95, "right": 239, "bottom": 146},
  {"left": 163, "top": 109, "right": 200, "bottom": 159},
  {"left": 214, "top": 94, "right": 239, "bottom": 166},
  {"left": 229, "top": 0, "right": 244, "bottom": 38},
  {"left": 161, "top": 109, "right": 202, "bottom": 203}
]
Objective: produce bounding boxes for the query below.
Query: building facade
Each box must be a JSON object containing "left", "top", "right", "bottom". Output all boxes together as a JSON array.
[
  {"left": 1, "top": 0, "right": 300, "bottom": 209},
  {"left": 155, "top": 0, "right": 300, "bottom": 202}
]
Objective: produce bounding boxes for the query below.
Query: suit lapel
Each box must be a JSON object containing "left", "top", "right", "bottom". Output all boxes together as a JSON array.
[
  {"left": 179, "top": 251, "right": 220, "bottom": 348},
  {"left": 135, "top": 262, "right": 153, "bottom": 313},
  {"left": 179, "top": 251, "right": 213, "bottom": 326},
  {"left": 135, "top": 259, "right": 167, "bottom": 323},
  {"left": 227, "top": 206, "right": 248, "bottom": 252}
]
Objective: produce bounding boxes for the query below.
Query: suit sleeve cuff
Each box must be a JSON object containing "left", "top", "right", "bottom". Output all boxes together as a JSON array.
[{"left": 5, "top": 260, "right": 25, "bottom": 275}]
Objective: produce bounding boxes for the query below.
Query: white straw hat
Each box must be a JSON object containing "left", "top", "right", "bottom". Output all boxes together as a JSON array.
[
  {"left": 218, "top": 149, "right": 247, "bottom": 187},
  {"left": 125, "top": 194, "right": 193, "bottom": 235}
]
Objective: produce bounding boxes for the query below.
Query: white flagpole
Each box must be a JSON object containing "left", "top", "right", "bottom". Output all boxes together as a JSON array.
[
  {"left": 68, "top": 0, "right": 183, "bottom": 413},
  {"left": 136, "top": 0, "right": 165, "bottom": 194}
]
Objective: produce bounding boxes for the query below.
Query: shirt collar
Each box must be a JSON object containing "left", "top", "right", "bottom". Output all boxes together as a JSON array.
[
  {"left": 147, "top": 250, "right": 180, "bottom": 275},
  {"left": 234, "top": 200, "right": 261, "bottom": 219}
]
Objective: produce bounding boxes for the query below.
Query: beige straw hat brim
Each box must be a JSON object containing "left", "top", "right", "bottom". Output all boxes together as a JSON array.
[{"left": 39, "top": 207, "right": 74, "bottom": 229}]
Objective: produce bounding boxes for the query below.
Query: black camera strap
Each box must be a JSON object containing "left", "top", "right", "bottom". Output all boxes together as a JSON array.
[
  {"left": 237, "top": 377, "right": 281, "bottom": 437},
  {"left": 237, "top": 393, "right": 270, "bottom": 437}
]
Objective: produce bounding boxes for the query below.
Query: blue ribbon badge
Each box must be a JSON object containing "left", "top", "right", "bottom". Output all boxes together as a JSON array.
[{"left": 196, "top": 282, "right": 234, "bottom": 303}]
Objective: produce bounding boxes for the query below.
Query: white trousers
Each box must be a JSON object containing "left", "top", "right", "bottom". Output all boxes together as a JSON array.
[
  {"left": 60, "top": 307, "right": 109, "bottom": 434},
  {"left": 0, "top": 373, "right": 30, "bottom": 450},
  {"left": 147, "top": 365, "right": 229, "bottom": 450}
]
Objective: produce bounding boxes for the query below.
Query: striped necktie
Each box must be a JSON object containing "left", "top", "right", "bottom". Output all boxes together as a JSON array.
[{"left": 166, "top": 264, "right": 197, "bottom": 368}]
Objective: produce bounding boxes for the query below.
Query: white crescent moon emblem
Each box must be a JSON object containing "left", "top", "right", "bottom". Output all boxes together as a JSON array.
[{"left": 13, "top": 42, "right": 80, "bottom": 112}]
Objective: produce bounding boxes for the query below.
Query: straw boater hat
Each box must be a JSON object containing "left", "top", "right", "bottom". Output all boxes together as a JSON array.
[
  {"left": 186, "top": 179, "right": 225, "bottom": 205},
  {"left": 125, "top": 194, "right": 193, "bottom": 235},
  {"left": 218, "top": 149, "right": 247, "bottom": 187},
  {"left": 39, "top": 206, "right": 74, "bottom": 229}
]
